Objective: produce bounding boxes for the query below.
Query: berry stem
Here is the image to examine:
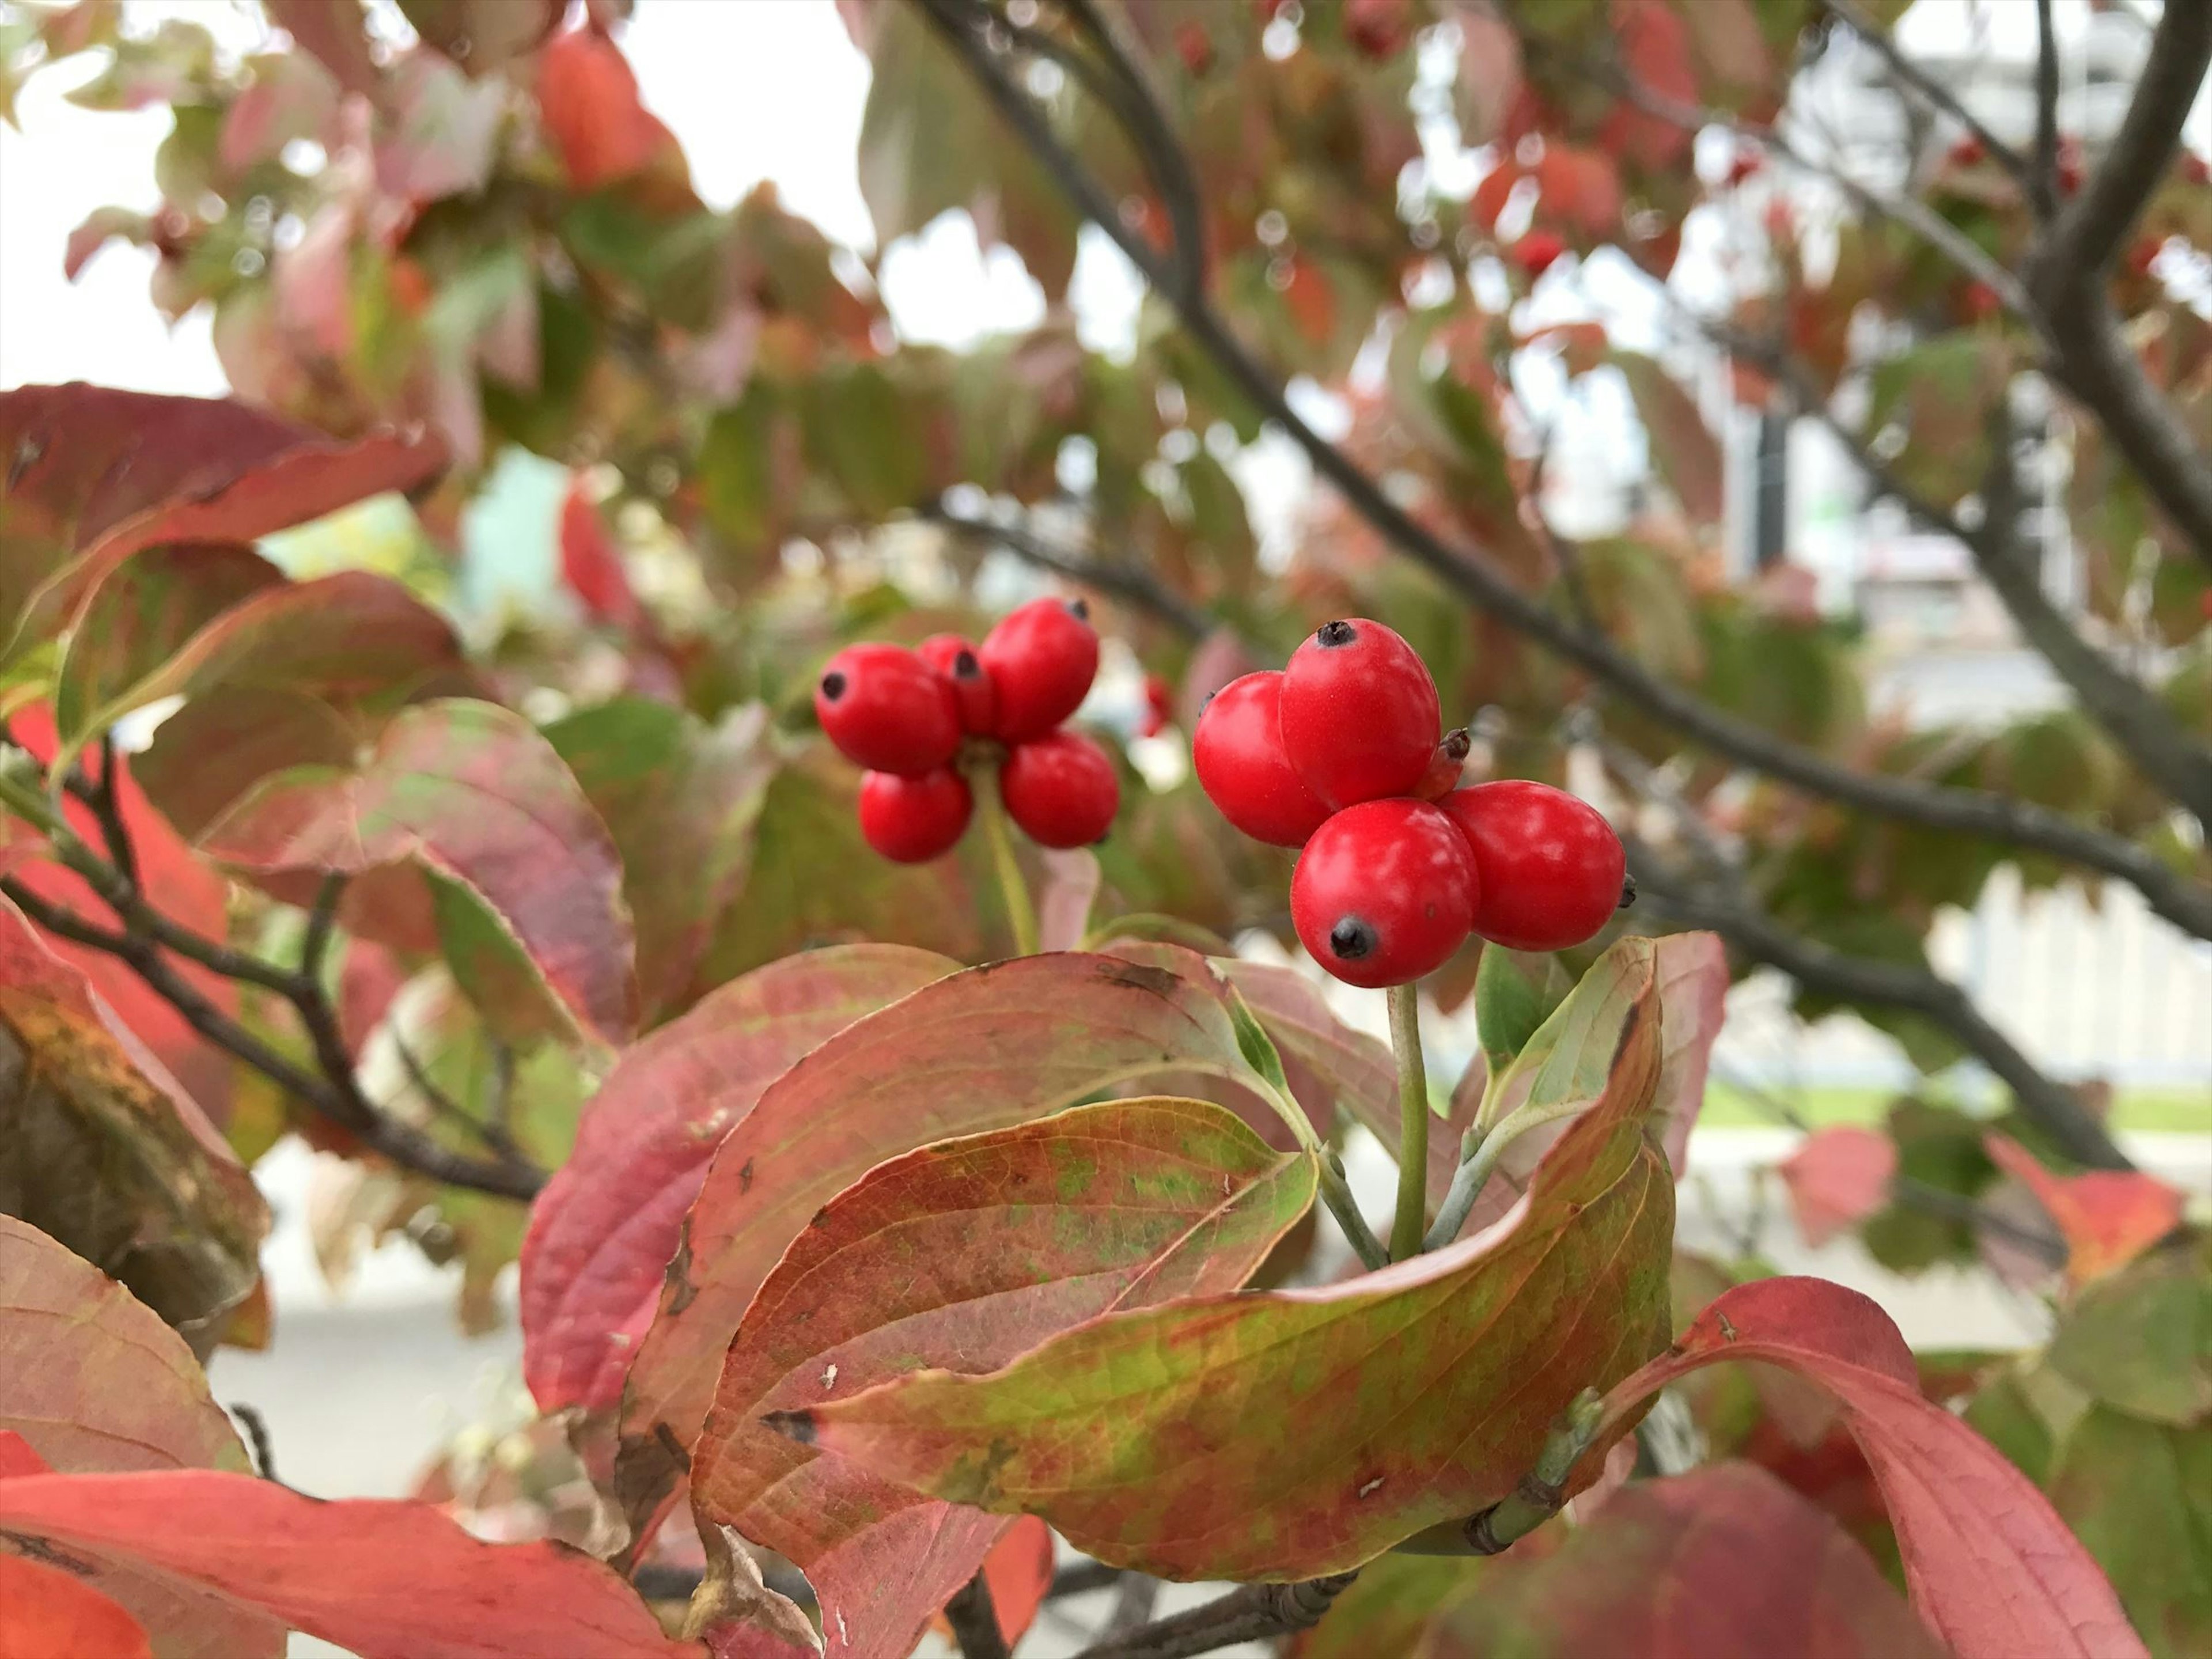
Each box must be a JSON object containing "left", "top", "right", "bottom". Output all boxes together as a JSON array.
[
  {"left": 976, "top": 767, "right": 1040, "bottom": 956},
  {"left": 1387, "top": 982, "right": 1430, "bottom": 1262}
]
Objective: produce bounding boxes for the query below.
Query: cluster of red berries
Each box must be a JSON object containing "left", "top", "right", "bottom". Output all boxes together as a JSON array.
[
  {"left": 816, "top": 597, "right": 1119, "bottom": 863},
  {"left": 1195, "top": 618, "right": 1630, "bottom": 988}
]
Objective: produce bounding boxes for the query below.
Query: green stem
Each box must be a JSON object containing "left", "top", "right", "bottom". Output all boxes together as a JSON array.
[
  {"left": 1395, "top": 1388, "right": 1604, "bottom": 1555},
  {"left": 1387, "top": 982, "right": 1430, "bottom": 1262},
  {"left": 976, "top": 767, "right": 1039, "bottom": 956},
  {"left": 1422, "top": 1093, "right": 1590, "bottom": 1253}
]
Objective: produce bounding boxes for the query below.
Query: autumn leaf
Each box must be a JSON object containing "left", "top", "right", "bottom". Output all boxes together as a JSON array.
[
  {"left": 790, "top": 984, "right": 1671, "bottom": 1580},
  {"left": 1983, "top": 1134, "right": 2184, "bottom": 1288},
  {"left": 1779, "top": 1126, "right": 1899, "bottom": 1248},
  {"left": 0, "top": 1433, "right": 703, "bottom": 1659},
  {"left": 537, "top": 25, "right": 677, "bottom": 191},
  {"left": 202, "top": 698, "right": 639, "bottom": 1047},
  {"left": 398, "top": 0, "right": 563, "bottom": 76},
  {"left": 612, "top": 949, "right": 1310, "bottom": 1540},
  {"left": 1614, "top": 351, "right": 1725, "bottom": 529},
  {"left": 0, "top": 897, "right": 267, "bottom": 1349},
  {"left": 0, "top": 1554, "right": 152, "bottom": 1659},
  {"left": 518, "top": 943, "right": 957, "bottom": 1416},
  {"left": 696, "top": 1098, "right": 1315, "bottom": 1658},
  {"left": 1426, "top": 1461, "right": 1946, "bottom": 1659},
  {"left": 1594, "top": 1276, "right": 2149, "bottom": 1659},
  {"left": 0, "top": 1213, "right": 251, "bottom": 1476}
]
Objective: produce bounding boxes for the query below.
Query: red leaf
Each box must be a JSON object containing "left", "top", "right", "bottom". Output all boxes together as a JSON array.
[
  {"left": 537, "top": 26, "right": 675, "bottom": 191},
  {"left": 1597, "top": 0, "right": 1696, "bottom": 168},
  {"left": 519, "top": 944, "right": 957, "bottom": 1415},
  {"left": 613, "top": 949, "right": 1296, "bottom": 1540},
  {"left": 0, "top": 1444, "right": 701, "bottom": 1659},
  {"left": 202, "top": 698, "right": 639, "bottom": 1046},
  {"left": 1779, "top": 1126, "right": 1899, "bottom": 1247},
  {"left": 0, "top": 1554, "right": 153, "bottom": 1659},
  {"left": 1599, "top": 1277, "right": 2147, "bottom": 1659},
  {"left": 5, "top": 704, "right": 242, "bottom": 1118},
  {"left": 1532, "top": 146, "right": 1623, "bottom": 238},
  {"left": 980, "top": 1517, "right": 1054, "bottom": 1647},
  {"left": 1431, "top": 1461, "right": 1944, "bottom": 1658},
  {"left": 692, "top": 1099, "right": 1314, "bottom": 1656},
  {"left": 0, "top": 1213, "right": 251, "bottom": 1476},
  {"left": 1982, "top": 1135, "right": 2183, "bottom": 1287},
  {"left": 559, "top": 475, "right": 642, "bottom": 627},
  {"left": 266, "top": 0, "right": 380, "bottom": 96}
]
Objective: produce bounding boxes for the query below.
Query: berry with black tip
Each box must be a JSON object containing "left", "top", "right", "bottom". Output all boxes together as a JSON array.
[
  {"left": 1290, "top": 798, "right": 1476, "bottom": 988},
  {"left": 979, "top": 596, "right": 1099, "bottom": 742},
  {"left": 918, "top": 632, "right": 997, "bottom": 734},
  {"left": 1278, "top": 618, "right": 1440, "bottom": 808},
  {"left": 1440, "top": 780, "right": 1626, "bottom": 952},
  {"left": 858, "top": 768, "right": 973, "bottom": 863},
  {"left": 1193, "top": 671, "right": 1331, "bottom": 847},
  {"left": 815, "top": 642, "right": 961, "bottom": 775},
  {"left": 1001, "top": 729, "right": 1120, "bottom": 849}
]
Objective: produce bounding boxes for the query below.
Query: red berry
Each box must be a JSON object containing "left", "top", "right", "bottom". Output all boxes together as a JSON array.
[
  {"left": 858, "top": 768, "right": 972, "bottom": 863},
  {"left": 1440, "top": 781, "right": 1626, "bottom": 952},
  {"left": 2184, "top": 153, "right": 2210, "bottom": 187},
  {"left": 1001, "top": 729, "right": 1120, "bottom": 849},
  {"left": 1174, "top": 18, "right": 1213, "bottom": 75},
  {"left": 816, "top": 643, "right": 961, "bottom": 776},
  {"left": 1948, "top": 135, "right": 1984, "bottom": 169},
  {"left": 979, "top": 596, "right": 1099, "bottom": 742},
  {"left": 1279, "top": 618, "right": 1440, "bottom": 809},
  {"left": 1139, "top": 672, "right": 1175, "bottom": 738},
  {"left": 1344, "top": 0, "right": 1408, "bottom": 58},
  {"left": 1194, "top": 671, "right": 1332, "bottom": 848},
  {"left": 918, "top": 632, "right": 997, "bottom": 734},
  {"left": 2124, "top": 238, "right": 2160, "bottom": 278},
  {"left": 1514, "top": 230, "right": 1567, "bottom": 278},
  {"left": 1962, "top": 281, "right": 2000, "bottom": 323},
  {"left": 1291, "top": 799, "right": 1476, "bottom": 988},
  {"left": 1726, "top": 151, "right": 1763, "bottom": 187}
]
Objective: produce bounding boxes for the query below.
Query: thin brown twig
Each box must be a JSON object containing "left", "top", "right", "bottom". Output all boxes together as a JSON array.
[
  {"left": 1815, "top": 0, "right": 2038, "bottom": 196},
  {"left": 1074, "top": 1575, "right": 1355, "bottom": 1659},
  {"left": 944, "top": 1571, "right": 1011, "bottom": 1659}
]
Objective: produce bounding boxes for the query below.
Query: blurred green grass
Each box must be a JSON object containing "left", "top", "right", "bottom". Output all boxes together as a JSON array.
[{"left": 1698, "top": 1081, "right": 2210, "bottom": 1135}]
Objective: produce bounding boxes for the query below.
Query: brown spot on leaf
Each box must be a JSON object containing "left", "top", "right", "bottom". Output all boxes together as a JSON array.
[
  {"left": 737, "top": 1157, "right": 755, "bottom": 1194},
  {"left": 762, "top": 1410, "right": 817, "bottom": 1448},
  {"left": 1094, "top": 959, "right": 1181, "bottom": 999},
  {"left": 663, "top": 1232, "right": 698, "bottom": 1316}
]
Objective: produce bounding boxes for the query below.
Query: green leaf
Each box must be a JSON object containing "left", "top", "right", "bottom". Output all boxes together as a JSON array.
[
  {"left": 793, "top": 985, "right": 1671, "bottom": 1579},
  {"left": 2047, "top": 1254, "right": 2211, "bottom": 1427},
  {"left": 1864, "top": 332, "right": 2014, "bottom": 505},
  {"left": 611, "top": 946, "right": 1325, "bottom": 1537},
  {"left": 2047, "top": 1408, "right": 2212, "bottom": 1659},
  {"left": 697, "top": 384, "right": 785, "bottom": 558},
  {"left": 1473, "top": 945, "right": 1567, "bottom": 1078},
  {"left": 545, "top": 699, "right": 778, "bottom": 1022},
  {"left": 1614, "top": 351, "right": 1724, "bottom": 528},
  {"left": 693, "top": 1098, "right": 1315, "bottom": 1659}
]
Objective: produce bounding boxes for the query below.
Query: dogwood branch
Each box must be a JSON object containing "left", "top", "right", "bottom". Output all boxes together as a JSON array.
[
  {"left": 915, "top": 0, "right": 2212, "bottom": 944},
  {"left": 923, "top": 499, "right": 1216, "bottom": 639},
  {"left": 1074, "top": 1574, "right": 1356, "bottom": 1659},
  {"left": 1815, "top": 0, "right": 2037, "bottom": 197}
]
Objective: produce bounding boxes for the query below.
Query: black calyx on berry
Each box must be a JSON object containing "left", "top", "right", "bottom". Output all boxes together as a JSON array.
[
  {"left": 1328, "top": 917, "right": 1375, "bottom": 960},
  {"left": 952, "top": 649, "right": 981, "bottom": 679},
  {"left": 1067, "top": 597, "right": 1090, "bottom": 622},
  {"left": 1316, "top": 619, "right": 1357, "bottom": 648},
  {"left": 1619, "top": 874, "right": 1638, "bottom": 910},
  {"left": 820, "top": 671, "right": 847, "bottom": 700}
]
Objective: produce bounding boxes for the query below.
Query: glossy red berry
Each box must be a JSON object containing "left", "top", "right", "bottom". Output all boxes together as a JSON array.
[
  {"left": 1139, "top": 673, "right": 1175, "bottom": 738},
  {"left": 917, "top": 632, "right": 997, "bottom": 734},
  {"left": 858, "top": 768, "right": 972, "bottom": 863},
  {"left": 1514, "top": 230, "right": 1567, "bottom": 278},
  {"left": 1001, "top": 729, "right": 1120, "bottom": 848},
  {"left": 1291, "top": 799, "right": 1477, "bottom": 988},
  {"left": 1278, "top": 618, "right": 1440, "bottom": 809},
  {"left": 979, "top": 596, "right": 1098, "bottom": 742},
  {"left": 1440, "top": 781, "right": 1626, "bottom": 952},
  {"left": 816, "top": 643, "right": 961, "bottom": 776},
  {"left": 1194, "top": 671, "right": 1331, "bottom": 848}
]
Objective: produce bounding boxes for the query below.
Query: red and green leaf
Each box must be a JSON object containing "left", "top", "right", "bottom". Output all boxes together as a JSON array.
[
  {"left": 1596, "top": 1276, "right": 2149, "bottom": 1659},
  {"left": 791, "top": 979, "right": 1671, "bottom": 1580},
  {"left": 695, "top": 1097, "right": 1317, "bottom": 1658},
  {"left": 201, "top": 698, "right": 639, "bottom": 1047},
  {"left": 1983, "top": 1134, "right": 2184, "bottom": 1289},
  {"left": 519, "top": 943, "right": 957, "bottom": 1415},
  {"left": 0, "top": 1554, "right": 152, "bottom": 1659}
]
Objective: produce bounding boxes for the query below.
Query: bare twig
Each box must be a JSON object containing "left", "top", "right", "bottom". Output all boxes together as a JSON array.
[
  {"left": 1049, "top": 1560, "right": 1126, "bottom": 1601},
  {"left": 2032, "top": 0, "right": 2061, "bottom": 219},
  {"left": 88, "top": 736, "right": 139, "bottom": 889},
  {"left": 391, "top": 1035, "right": 529, "bottom": 1164},
  {"left": 229, "top": 1403, "right": 279, "bottom": 1482},
  {"left": 1075, "top": 1574, "right": 1355, "bottom": 1659},
  {"left": 1101, "top": 1574, "right": 1162, "bottom": 1637},
  {"left": 917, "top": 0, "right": 2212, "bottom": 943},
  {"left": 923, "top": 499, "right": 1217, "bottom": 639},
  {"left": 944, "top": 1571, "right": 1011, "bottom": 1659}
]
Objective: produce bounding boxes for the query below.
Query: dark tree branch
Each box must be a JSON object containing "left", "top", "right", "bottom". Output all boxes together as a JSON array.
[
  {"left": 1623, "top": 842, "right": 2131, "bottom": 1170},
  {"left": 2033, "top": 0, "right": 2061, "bottom": 219},
  {"left": 1075, "top": 1574, "right": 1355, "bottom": 1659},
  {"left": 914, "top": 0, "right": 2212, "bottom": 943},
  {"left": 944, "top": 1571, "right": 1010, "bottom": 1659},
  {"left": 922, "top": 499, "right": 1217, "bottom": 639},
  {"left": 1816, "top": 0, "right": 2038, "bottom": 197},
  {"left": 88, "top": 736, "right": 139, "bottom": 889},
  {"left": 1049, "top": 1560, "right": 1126, "bottom": 1601},
  {"left": 1709, "top": 318, "right": 2212, "bottom": 829},
  {"left": 2027, "top": 0, "right": 2212, "bottom": 577}
]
